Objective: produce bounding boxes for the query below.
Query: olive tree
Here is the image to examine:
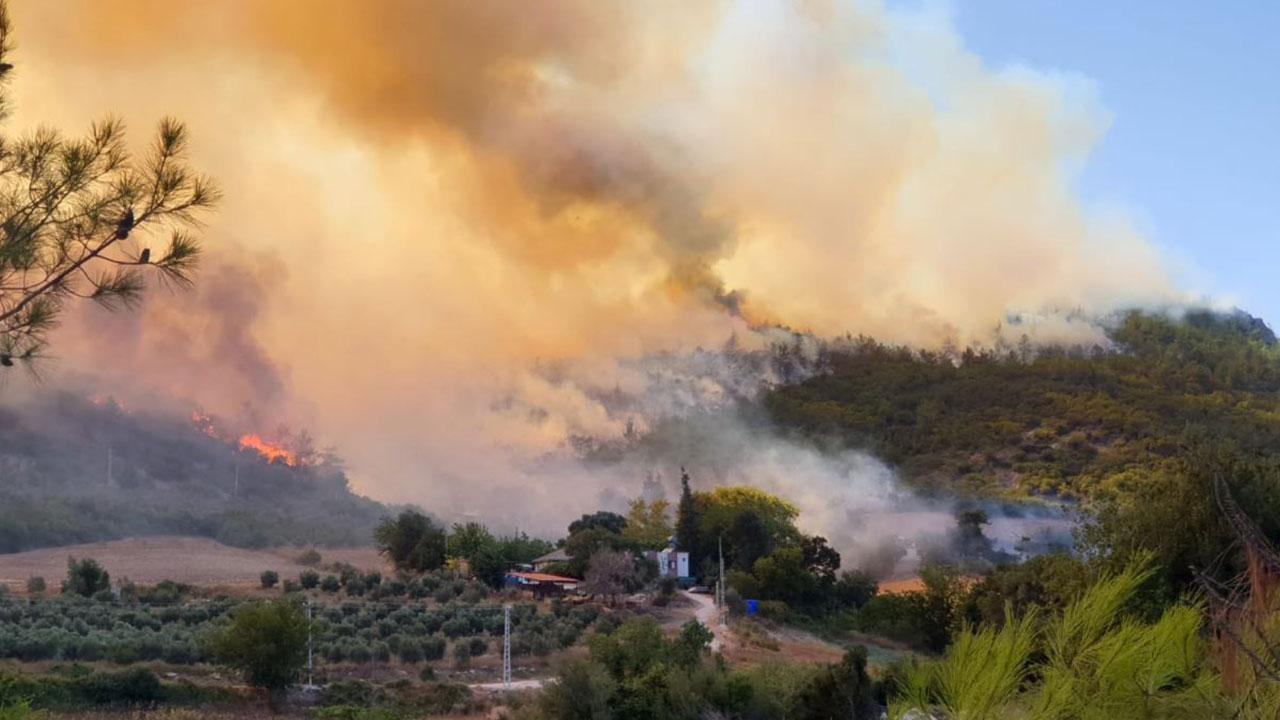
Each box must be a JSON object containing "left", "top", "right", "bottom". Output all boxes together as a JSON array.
[
  {"left": 62, "top": 556, "right": 110, "bottom": 597},
  {"left": 208, "top": 598, "right": 308, "bottom": 711},
  {"left": 374, "top": 509, "right": 447, "bottom": 573}
]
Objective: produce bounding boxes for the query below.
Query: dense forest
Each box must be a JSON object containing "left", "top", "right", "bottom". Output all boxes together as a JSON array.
[
  {"left": 765, "top": 309, "right": 1280, "bottom": 498},
  {"left": 0, "top": 392, "right": 388, "bottom": 552}
]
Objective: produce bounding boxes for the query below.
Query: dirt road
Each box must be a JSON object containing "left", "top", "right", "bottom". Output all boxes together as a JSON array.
[
  {"left": 469, "top": 678, "right": 547, "bottom": 693},
  {"left": 681, "top": 590, "right": 726, "bottom": 652}
]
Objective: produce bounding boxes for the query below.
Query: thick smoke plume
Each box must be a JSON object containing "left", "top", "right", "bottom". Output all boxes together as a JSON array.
[{"left": 6, "top": 1, "right": 1182, "bottom": 542}]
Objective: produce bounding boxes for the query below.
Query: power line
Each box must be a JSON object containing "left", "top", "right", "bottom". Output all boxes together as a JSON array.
[{"left": 502, "top": 603, "right": 512, "bottom": 689}]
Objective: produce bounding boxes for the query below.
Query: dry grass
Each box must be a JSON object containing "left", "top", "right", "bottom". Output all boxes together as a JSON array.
[
  {"left": 877, "top": 575, "right": 980, "bottom": 596},
  {"left": 0, "top": 537, "right": 385, "bottom": 594},
  {"left": 723, "top": 619, "right": 846, "bottom": 667}
]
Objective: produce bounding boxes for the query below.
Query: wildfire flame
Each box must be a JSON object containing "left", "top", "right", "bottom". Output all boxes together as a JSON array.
[
  {"left": 237, "top": 433, "right": 298, "bottom": 467},
  {"left": 190, "top": 410, "right": 220, "bottom": 439},
  {"left": 189, "top": 408, "right": 303, "bottom": 467}
]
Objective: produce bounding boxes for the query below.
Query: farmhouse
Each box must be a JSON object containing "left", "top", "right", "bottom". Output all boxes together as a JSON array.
[
  {"left": 504, "top": 571, "right": 578, "bottom": 598},
  {"left": 648, "top": 548, "right": 691, "bottom": 581},
  {"left": 530, "top": 546, "right": 571, "bottom": 572}
]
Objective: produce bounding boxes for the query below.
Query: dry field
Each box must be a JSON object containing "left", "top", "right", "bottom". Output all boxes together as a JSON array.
[{"left": 0, "top": 537, "right": 385, "bottom": 593}]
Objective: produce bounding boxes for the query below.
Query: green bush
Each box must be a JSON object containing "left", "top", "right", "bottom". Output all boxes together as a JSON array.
[
  {"left": 260, "top": 570, "right": 279, "bottom": 589},
  {"left": 24, "top": 577, "right": 44, "bottom": 595},
  {"left": 420, "top": 636, "right": 446, "bottom": 661},
  {"left": 397, "top": 644, "right": 423, "bottom": 664},
  {"left": 300, "top": 571, "right": 321, "bottom": 589},
  {"left": 452, "top": 642, "right": 471, "bottom": 669},
  {"left": 0, "top": 667, "right": 169, "bottom": 709},
  {"left": 207, "top": 599, "right": 308, "bottom": 710},
  {"left": 319, "top": 679, "right": 376, "bottom": 708},
  {"left": 62, "top": 558, "right": 110, "bottom": 598}
]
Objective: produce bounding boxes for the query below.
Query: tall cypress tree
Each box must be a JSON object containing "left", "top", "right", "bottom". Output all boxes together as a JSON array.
[{"left": 675, "top": 467, "right": 701, "bottom": 569}]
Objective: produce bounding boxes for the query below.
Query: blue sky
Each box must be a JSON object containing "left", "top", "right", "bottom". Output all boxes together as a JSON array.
[{"left": 922, "top": 1, "right": 1279, "bottom": 324}]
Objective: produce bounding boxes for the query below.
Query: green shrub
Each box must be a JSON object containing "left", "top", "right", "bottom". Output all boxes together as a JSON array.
[
  {"left": 62, "top": 558, "right": 110, "bottom": 598},
  {"left": 440, "top": 618, "right": 469, "bottom": 638},
  {"left": 319, "top": 679, "right": 376, "bottom": 708},
  {"left": 0, "top": 667, "right": 166, "bottom": 709},
  {"left": 758, "top": 600, "right": 789, "bottom": 620},
  {"left": 300, "top": 571, "right": 320, "bottom": 589},
  {"left": 260, "top": 570, "right": 279, "bottom": 589},
  {"left": 207, "top": 599, "right": 308, "bottom": 710},
  {"left": 421, "top": 637, "right": 446, "bottom": 661},
  {"left": 24, "top": 577, "right": 45, "bottom": 595},
  {"left": 0, "top": 698, "right": 36, "bottom": 720},
  {"left": 452, "top": 642, "right": 471, "bottom": 669},
  {"left": 321, "top": 575, "right": 341, "bottom": 593},
  {"left": 397, "top": 644, "right": 423, "bottom": 664}
]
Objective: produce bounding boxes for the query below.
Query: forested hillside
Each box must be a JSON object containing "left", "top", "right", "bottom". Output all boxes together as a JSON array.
[
  {"left": 0, "top": 392, "right": 388, "bottom": 553},
  {"left": 765, "top": 310, "right": 1280, "bottom": 498}
]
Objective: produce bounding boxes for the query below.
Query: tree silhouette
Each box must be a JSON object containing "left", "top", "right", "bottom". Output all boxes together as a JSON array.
[
  {"left": 675, "top": 467, "right": 701, "bottom": 567},
  {"left": 0, "top": 1, "right": 217, "bottom": 369}
]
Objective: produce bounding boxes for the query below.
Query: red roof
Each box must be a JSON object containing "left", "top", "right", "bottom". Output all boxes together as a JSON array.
[{"left": 507, "top": 571, "right": 578, "bottom": 584}]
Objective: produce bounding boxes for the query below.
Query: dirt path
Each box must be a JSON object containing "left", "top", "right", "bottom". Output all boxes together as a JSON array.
[
  {"left": 681, "top": 590, "right": 726, "bottom": 652},
  {"left": 468, "top": 678, "right": 547, "bottom": 693}
]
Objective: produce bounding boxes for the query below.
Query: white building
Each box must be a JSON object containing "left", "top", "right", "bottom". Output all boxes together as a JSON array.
[{"left": 654, "top": 548, "right": 690, "bottom": 579}]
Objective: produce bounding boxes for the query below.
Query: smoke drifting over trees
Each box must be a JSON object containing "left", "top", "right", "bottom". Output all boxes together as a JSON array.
[{"left": 0, "top": 1, "right": 1214, "bottom": 541}]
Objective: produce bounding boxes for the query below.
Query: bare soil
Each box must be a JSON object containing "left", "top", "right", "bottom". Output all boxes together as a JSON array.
[{"left": 0, "top": 537, "right": 385, "bottom": 593}]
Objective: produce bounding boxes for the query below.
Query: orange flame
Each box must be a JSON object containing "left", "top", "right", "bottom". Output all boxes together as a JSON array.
[
  {"left": 238, "top": 433, "right": 298, "bottom": 466},
  {"left": 190, "top": 410, "right": 221, "bottom": 439}
]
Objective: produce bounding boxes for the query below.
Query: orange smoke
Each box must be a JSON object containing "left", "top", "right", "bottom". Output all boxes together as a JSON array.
[{"left": 13, "top": 0, "right": 1186, "bottom": 509}]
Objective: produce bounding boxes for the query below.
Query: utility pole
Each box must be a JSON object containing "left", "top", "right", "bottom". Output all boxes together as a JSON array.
[
  {"left": 717, "top": 534, "right": 727, "bottom": 628},
  {"left": 106, "top": 446, "right": 114, "bottom": 487},
  {"left": 306, "top": 597, "right": 314, "bottom": 686},
  {"left": 502, "top": 603, "right": 512, "bottom": 689},
  {"left": 233, "top": 458, "right": 240, "bottom": 499}
]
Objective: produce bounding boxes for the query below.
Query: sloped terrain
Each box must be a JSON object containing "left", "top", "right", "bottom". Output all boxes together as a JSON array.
[
  {"left": 0, "top": 392, "right": 389, "bottom": 553},
  {"left": 765, "top": 310, "right": 1280, "bottom": 498}
]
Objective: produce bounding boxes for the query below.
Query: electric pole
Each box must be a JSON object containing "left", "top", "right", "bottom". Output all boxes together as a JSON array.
[
  {"left": 716, "top": 530, "right": 727, "bottom": 625},
  {"left": 106, "top": 446, "right": 114, "bottom": 487},
  {"left": 306, "top": 597, "right": 313, "bottom": 686},
  {"left": 502, "top": 603, "right": 512, "bottom": 689}
]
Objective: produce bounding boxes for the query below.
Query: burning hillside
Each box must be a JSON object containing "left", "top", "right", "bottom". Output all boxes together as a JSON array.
[
  {"left": 0, "top": 389, "right": 385, "bottom": 553},
  {"left": 189, "top": 409, "right": 314, "bottom": 467},
  {"left": 237, "top": 433, "right": 298, "bottom": 467}
]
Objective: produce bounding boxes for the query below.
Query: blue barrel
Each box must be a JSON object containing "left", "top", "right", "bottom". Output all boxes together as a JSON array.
[{"left": 745, "top": 599, "right": 759, "bottom": 616}]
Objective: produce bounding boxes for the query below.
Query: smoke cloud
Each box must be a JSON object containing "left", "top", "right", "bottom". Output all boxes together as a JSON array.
[{"left": 6, "top": 1, "right": 1182, "bottom": 541}]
